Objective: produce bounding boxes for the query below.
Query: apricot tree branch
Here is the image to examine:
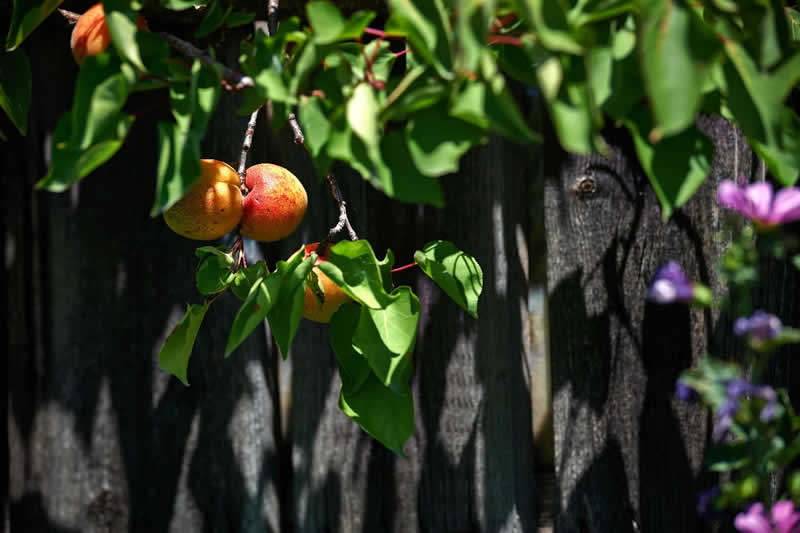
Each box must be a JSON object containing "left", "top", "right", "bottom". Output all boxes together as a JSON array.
[
  {"left": 158, "top": 32, "right": 254, "bottom": 90},
  {"left": 58, "top": 8, "right": 80, "bottom": 23},
  {"left": 57, "top": 8, "right": 254, "bottom": 91},
  {"left": 318, "top": 173, "right": 359, "bottom": 256},
  {"left": 237, "top": 108, "right": 260, "bottom": 194}
]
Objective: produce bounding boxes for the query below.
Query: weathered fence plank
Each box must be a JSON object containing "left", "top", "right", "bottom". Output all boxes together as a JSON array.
[
  {"left": 544, "top": 116, "right": 763, "bottom": 533},
  {"left": 6, "top": 22, "right": 282, "bottom": 532},
  {"left": 281, "top": 135, "right": 540, "bottom": 532}
]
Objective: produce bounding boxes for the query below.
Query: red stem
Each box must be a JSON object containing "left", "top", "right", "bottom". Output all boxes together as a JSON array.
[
  {"left": 391, "top": 262, "right": 418, "bottom": 273},
  {"left": 487, "top": 35, "right": 523, "bottom": 46}
]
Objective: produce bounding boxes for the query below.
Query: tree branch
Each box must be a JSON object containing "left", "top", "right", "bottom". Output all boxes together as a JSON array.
[
  {"left": 56, "top": 9, "right": 254, "bottom": 91},
  {"left": 238, "top": 108, "right": 260, "bottom": 194},
  {"left": 58, "top": 8, "right": 80, "bottom": 23},
  {"left": 158, "top": 32, "right": 254, "bottom": 90}
]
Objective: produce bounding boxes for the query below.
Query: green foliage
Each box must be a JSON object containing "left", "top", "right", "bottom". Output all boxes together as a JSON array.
[
  {"left": 158, "top": 301, "right": 212, "bottom": 386},
  {"left": 5, "top": 0, "right": 63, "bottom": 51},
  {"left": 14, "top": 0, "right": 800, "bottom": 456},
  {"left": 414, "top": 240, "right": 483, "bottom": 318},
  {"left": 0, "top": 49, "right": 31, "bottom": 135}
]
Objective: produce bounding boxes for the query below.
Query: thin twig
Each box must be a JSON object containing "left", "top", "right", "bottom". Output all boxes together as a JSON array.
[
  {"left": 267, "top": 0, "right": 280, "bottom": 35},
  {"left": 238, "top": 108, "right": 260, "bottom": 193},
  {"left": 58, "top": 8, "right": 80, "bottom": 23},
  {"left": 57, "top": 8, "right": 255, "bottom": 91},
  {"left": 287, "top": 113, "right": 304, "bottom": 145},
  {"left": 318, "top": 173, "right": 359, "bottom": 256},
  {"left": 159, "top": 32, "right": 254, "bottom": 90}
]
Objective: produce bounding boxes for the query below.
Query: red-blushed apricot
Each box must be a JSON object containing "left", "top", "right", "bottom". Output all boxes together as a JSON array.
[
  {"left": 163, "top": 159, "right": 243, "bottom": 240},
  {"left": 302, "top": 242, "right": 352, "bottom": 323},
  {"left": 240, "top": 163, "right": 308, "bottom": 242},
  {"left": 70, "top": 3, "right": 148, "bottom": 65}
]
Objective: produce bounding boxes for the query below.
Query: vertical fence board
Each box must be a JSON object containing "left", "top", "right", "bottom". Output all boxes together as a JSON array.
[
  {"left": 282, "top": 136, "right": 539, "bottom": 532},
  {"left": 6, "top": 23, "right": 282, "bottom": 533},
  {"left": 545, "top": 117, "right": 760, "bottom": 532}
]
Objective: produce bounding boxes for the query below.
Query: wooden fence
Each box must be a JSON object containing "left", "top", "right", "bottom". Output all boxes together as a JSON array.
[{"left": 5, "top": 9, "right": 800, "bottom": 533}]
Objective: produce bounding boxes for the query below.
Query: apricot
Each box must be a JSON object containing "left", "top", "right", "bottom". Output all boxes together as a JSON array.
[
  {"left": 240, "top": 163, "right": 308, "bottom": 242},
  {"left": 302, "top": 242, "right": 352, "bottom": 323},
  {"left": 70, "top": 3, "right": 148, "bottom": 65},
  {"left": 163, "top": 159, "right": 243, "bottom": 240}
]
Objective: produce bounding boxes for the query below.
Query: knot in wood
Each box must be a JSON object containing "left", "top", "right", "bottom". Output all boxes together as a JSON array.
[{"left": 572, "top": 175, "right": 597, "bottom": 197}]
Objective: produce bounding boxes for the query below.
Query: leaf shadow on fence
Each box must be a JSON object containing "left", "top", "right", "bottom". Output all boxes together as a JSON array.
[{"left": 7, "top": 27, "right": 284, "bottom": 531}]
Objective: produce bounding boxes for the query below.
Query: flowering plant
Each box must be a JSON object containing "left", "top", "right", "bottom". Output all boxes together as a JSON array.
[{"left": 650, "top": 179, "right": 800, "bottom": 530}]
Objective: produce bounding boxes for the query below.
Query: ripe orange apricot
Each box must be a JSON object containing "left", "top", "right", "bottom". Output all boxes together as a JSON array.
[
  {"left": 70, "top": 3, "right": 149, "bottom": 65},
  {"left": 163, "top": 159, "right": 243, "bottom": 240},
  {"left": 240, "top": 163, "right": 308, "bottom": 242},
  {"left": 302, "top": 242, "right": 352, "bottom": 323}
]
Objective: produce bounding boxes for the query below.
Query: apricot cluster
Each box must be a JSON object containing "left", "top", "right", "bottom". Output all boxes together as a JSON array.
[{"left": 163, "top": 160, "right": 307, "bottom": 242}]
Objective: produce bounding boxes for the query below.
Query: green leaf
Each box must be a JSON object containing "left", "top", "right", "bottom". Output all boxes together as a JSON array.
[
  {"left": 298, "top": 95, "right": 330, "bottom": 157},
  {"left": 36, "top": 113, "right": 134, "bottom": 191},
  {"left": 639, "top": 0, "right": 722, "bottom": 138},
  {"left": 195, "top": 0, "right": 232, "bottom": 38},
  {"left": 377, "top": 132, "right": 444, "bottom": 207},
  {"left": 70, "top": 55, "right": 134, "bottom": 150},
  {"left": 232, "top": 260, "right": 269, "bottom": 301},
  {"left": 195, "top": 249, "right": 235, "bottom": 295},
  {"left": 151, "top": 121, "right": 202, "bottom": 215},
  {"left": 536, "top": 55, "right": 601, "bottom": 154},
  {"left": 316, "top": 240, "right": 394, "bottom": 309},
  {"left": 339, "top": 370, "right": 414, "bottom": 455},
  {"left": 170, "top": 59, "right": 221, "bottom": 132},
  {"left": 385, "top": 0, "right": 451, "bottom": 78},
  {"left": 329, "top": 303, "right": 372, "bottom": 395},
  {"left": 239, "top": 30, "right": 293, "bottom": 113},
  {"left": 451, "top": 77, "right": 540, "bottom": 144},
  {"left": 307, "top": 1, "right": 346, "bottom": 44},
  {"left": 352, "top": 287, "right": 419, "bottom": 388},
  {"left": 405, "top": 105, "right": 485, "bottom": 177},
  {"left": 224, "top": 10, "right": 256, "bottom": 28},
  {"left": 347, "top": 83, "right": 379, "bottom": 149},
  {"left": 6, "top": 0, "right": 63, "bottom": 50},
  {"left": 266, "top": 251, "right": 316, "bottom": 359},
  {"left": 706, "top": 441, "right": 753, "bottom": 472},
  {"left": 514, "top": 0, "right": 583, "bottom": 55},
  {"left": 622, "top": 104, "right": 714, "bottom": 220},
  {"left": 723, "top": 44, "right": 800, "bottom": 185},
  {"left": 0, "top": 48, "right": 31, "bottom": 135},
  {"left": 158, "top": 301, "right": 212, "bottom": 385},
  {"left": 414, "top": 240, "right": 483, "bottom": 318},
  {"left": 226, "top": 271, "right": 282, "bottom": 356},
  {"left": 339, "top": 11, "right": 376, "bottom": 41},
  {"left": 161, "top": 0, "right": 200, "bottom": 10},
  {"left": 104, "top": 8, "right": 146, "bottom": 71}
]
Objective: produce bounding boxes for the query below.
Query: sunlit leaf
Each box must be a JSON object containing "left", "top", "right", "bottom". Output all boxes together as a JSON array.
[
  {"left": 414, "top": 240, "right": 483, "bottom": 318},
  {"left": 158, "top": 301, "right": 212, "bottom": 386}
]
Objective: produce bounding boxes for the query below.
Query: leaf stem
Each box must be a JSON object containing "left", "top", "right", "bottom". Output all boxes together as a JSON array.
[{"left": 391, "top": 262, "right": 418, "bottom": 273}]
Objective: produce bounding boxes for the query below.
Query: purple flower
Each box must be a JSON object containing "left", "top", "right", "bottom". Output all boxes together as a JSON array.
[
  {"left": 771, "top": 501, "right": 800, "bottom": 533},
  {"left": 736, "top": 503, "right": 772, "bottom": 533},
  {"left": 675, "top": 379, "right": 700, "bottom": 402},
  {"left": 753, "top": 385, "right": 780, "bottom": 422},
  {"left": 718, "top": 179, "right": 800, "bottom": 228},
  {"left": 714, "top": 378, "right": 752, "bottom": 441},
  {"left": 647, "top": 262, "right": 695, "bottom": 303},
  {"left": 697, "top": 486, "right": 723, "bottom": 523},
  {"left": 735, "top": 500, "right": 800, "bottom": 533},
  {"left": 735, "top": 311, "right": 783, "bottom": 344}
]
